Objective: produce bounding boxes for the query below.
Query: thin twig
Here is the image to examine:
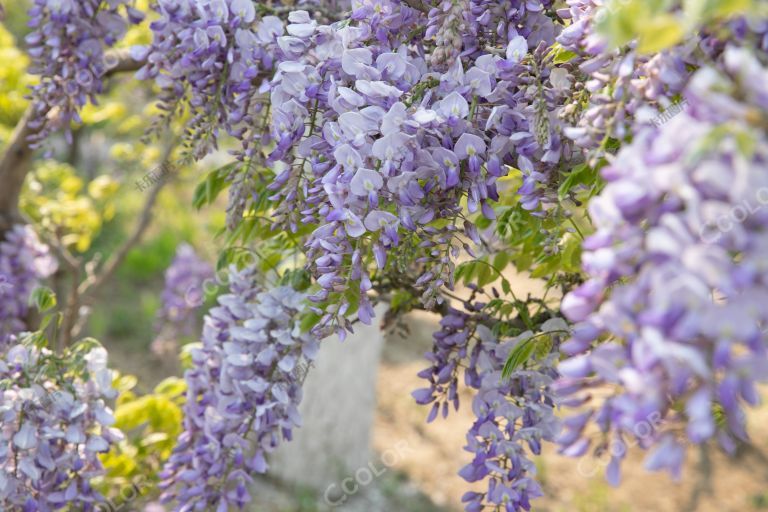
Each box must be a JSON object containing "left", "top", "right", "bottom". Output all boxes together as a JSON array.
[
  {"left": 70, "top": 141, "right": 178, "bottom": 340},
  {"left": 30, "top": 140, "right": 176, "bottom": 346},
  {"left": 401, "top": 0, "right": 431, "bottom": 14},
  {"left": 683, "top": 444, "right": 712, "bottom": 512},
  {"left": 39, "top": 233, "right": 81, "bottom": 351},
  {"left": 77, "top": 175, "right": 164, "bottom": 298}
]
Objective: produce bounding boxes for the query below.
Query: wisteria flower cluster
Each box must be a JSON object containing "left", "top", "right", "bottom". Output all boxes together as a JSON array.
[
  {"left": 135, "top": 0, "right": 288, "bottom": 160},
  {"left": 0, "top": 225, "right": 57, "bottom": 349},
  {"left": 135, "top": 0, "right": 584, "bottom": 336},
  {"left": 459, "top": 326, "right": 560, "bottom": 512},
  {"left": 25, "top": 0, "right": 143, "bottom": 144},
  {"left": 156, "top": 243, "right": 215, "bottom": 340},
  {"left": 414, "top": 301, "right": 567, "bottom": 511},
  {"left": 159, "top": 266, "right": 319, "bottom": 510},
  {"left": 0, "top": 342, "right": 122, "bottom": 510},
  {"left": 558, "top": 47, "right": 768, "bottom": 482},
  {"left": 259, "top": 0, "right": 585, "bottom": 337}
]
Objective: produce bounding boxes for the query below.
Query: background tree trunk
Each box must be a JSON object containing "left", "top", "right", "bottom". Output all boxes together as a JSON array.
[{"left": 269, "top": 305, "right": 387, "bottom": 494}]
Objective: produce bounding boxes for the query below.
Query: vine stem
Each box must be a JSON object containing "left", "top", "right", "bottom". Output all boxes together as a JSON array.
[
  {"left": 568, "top": 216, "right": 585, "bottom": 240},
  {"left": 400, "top": 0, "right": 431, "bottom": 14}
]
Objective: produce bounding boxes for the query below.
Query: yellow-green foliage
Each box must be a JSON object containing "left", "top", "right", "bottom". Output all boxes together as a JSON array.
[
  {"left": 0, "top": 24, "right": 35, "bottom": 138},
  {"left": 119, "top": 0, "right": 153, "bottom": 48},
  {"left": 596, "top": 0, "right": 760, "bottom": 53},
  {"left": 97, "top": 374, "right": 186, "bottom": 500},
  {"left": 21, "top": 161, "right": 119, "bottom": 252}
]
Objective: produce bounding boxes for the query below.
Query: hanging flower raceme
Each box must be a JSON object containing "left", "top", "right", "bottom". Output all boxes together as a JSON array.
[
  {"left": 156, "top": 243, "right": 215, "bottom": 340},
  {"left": 0, "top": 225, "right": 58, "bottom": 349},
  {"left": 491, "top": 39, "right": 577, "bottom": 215},
  {"left": 159, "top": 266, "right": 319, "bottom": 511},
  {"left": 0, "top": 342, "right": 122, "bottom": 510},
  {"left": 25, "top": 0, "right": 143, "bottom": 144},
  {"left": 414, "top": 301, "right": 567, "bottom": 512},
  {"left": 557, "top": 47, "right": 768, "bottom": 483},
  {"left": 136, "top": 0, "right": 287, "bottom": 159},
  {"left": 459, "top": 327, "right": 560, "bottom": 512},
  {"left": 426, "top": 0, "right": 557, "bottom": 68}
]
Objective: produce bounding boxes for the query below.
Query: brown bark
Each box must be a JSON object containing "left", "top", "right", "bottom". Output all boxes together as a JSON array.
[{"left": 0, "top": 107, "right": 36, "bottom": 233}]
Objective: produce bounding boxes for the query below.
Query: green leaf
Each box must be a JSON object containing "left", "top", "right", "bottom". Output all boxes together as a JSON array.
[
  {"left": 299, "top": 312, "right": 322, "bottom": 333},
  {"left": 259, "top": 251, "right": 282, "bottom": 273},
  {"left": 530, "top": 258, "right": 560, "bottom": 279},
  {"left": 475, "top": 215, "right": 493, "bottom": 230},
  {"left": 192, "top": 164, "right": 234, "bottom": 210},
  {"left": 30, "top": 286, "right": 57, "bottom": 312},
  {"left": 534, "top": 334, "right": 554, "bottom": 360},
  {"left": 283, "top": 269, "right": 312, "bottom": 291},
  {"left": 215, "top": 250, "right": 231, "bottom": 272},
  {"left": 637, "top": 15, "right": 685, "bottom": 53},
  {"left": 154, "top": 377, "right": 187, "bottom": 398},
  {"left": 37, "top": 312, "right": 55, "bottom": 333},
  {"left": 139, "top": 432, "right": 170, "bottom": 447},
  {"left": 113, "top": 374, "right": 138, "bottom": 393},
  {"left": 552, "top": 46, "right": 578, "bottom": 64},
  {"left": 558, "top": 163, "right": 596, "bottom": 200},
  {"left": 114, "top": 396, "right": 154, "bottom": 430},
  {"left": 734, "top": 129, "right": 757, "bottom": 158},
  {"left": 514, "top": 301, "right": 533, "bottom": 329},
  {"left": 712, "top": 402, "right": 727, "bottom": 428},
  {"left": 684, "top": 0, "right": 753, "bottom": 23},
  {"left": 180, "top": 342, "right": 201, "bottom": 370},
  {"left": 456, "top": 260, "right": 479, "bottom": 285},
  {"left": 501, "top": 278, "right": 512, "bottom": 296},
  {"left": 391, "top": 289, "right": 414, "bottom": 311},
  {"left": 596, "top": 0, "right": 644, "bottom": 48},
  {"left": 476, "top": 261, "right": 494, "bottom": 288},
  {"left": 493, "top": 252, "right": 510, "bottom": 274},
  {"left": 101, "top": 453, "right": 138, "bottom": 476},
  {"left": 343, "top": 287, "right": 360, "bottom": 316},
  {"left": 560, "top": 235, "right": 583, "bottom": 273},
  {"left": 502, "top": 336, "right": 537, "bottom": 380}
]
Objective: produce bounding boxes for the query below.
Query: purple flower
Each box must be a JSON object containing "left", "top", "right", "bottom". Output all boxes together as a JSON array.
[
  {"left": 26, "top": 0, "right": 142, "bottom": 144},
  {"left": 556, "top": 52, "right": 768, "bottom": 483},
  {"left": 350, "top": 168, "right": 384, "bottom": 206},
  {"left": 154, "top": 244, "right": 214, "bottom": 353},
  {"left": 0, "top": 342, "right": 122, "bottom": 508},
  {"left": 506, "top": 35, "right": 528, "bottom": 64},
  {"left": 0, "top": 225, "right": 57, "bottom": 349},
  {"left": 160, "top": 267, "right": 319, "bottom": 510}
]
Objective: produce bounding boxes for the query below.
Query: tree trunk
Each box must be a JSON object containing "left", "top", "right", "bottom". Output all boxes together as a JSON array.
[{"left": 269, "top": 305, "right": 387, "bottom": 496}]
